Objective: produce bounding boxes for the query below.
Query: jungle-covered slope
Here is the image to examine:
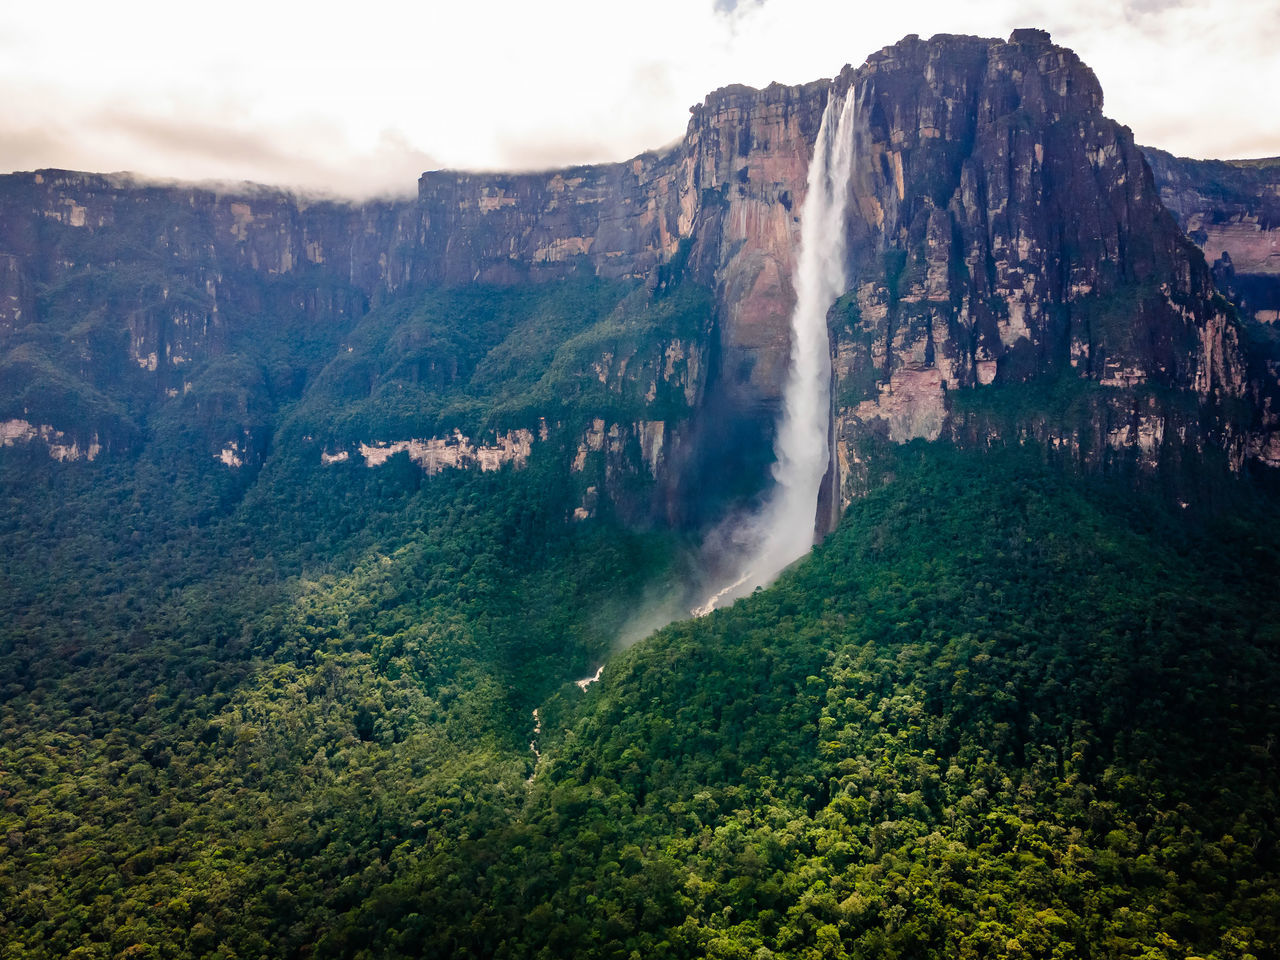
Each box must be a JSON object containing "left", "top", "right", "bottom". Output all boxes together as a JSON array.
[{"left": 2, "top": 432, "right": 1277, "bottom": 959}]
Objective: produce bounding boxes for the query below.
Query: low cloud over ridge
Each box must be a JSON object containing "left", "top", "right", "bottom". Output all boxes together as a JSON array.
[{"left": 0, "top": 0, "right": 1276, "bottom": 195}]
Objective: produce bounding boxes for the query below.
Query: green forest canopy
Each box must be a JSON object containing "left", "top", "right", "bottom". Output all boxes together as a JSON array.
[{"left": 1, "top": 437, "right": 1277, "bottom": 959}]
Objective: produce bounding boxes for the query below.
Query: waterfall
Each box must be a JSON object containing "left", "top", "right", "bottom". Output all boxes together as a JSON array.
[{"left": 696, "top": 86, "right": 858, "bottom": 616}]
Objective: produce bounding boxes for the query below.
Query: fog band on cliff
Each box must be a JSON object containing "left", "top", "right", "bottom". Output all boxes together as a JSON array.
[{"left": 696, "top": 86, "right": 858, "bottom": 616}]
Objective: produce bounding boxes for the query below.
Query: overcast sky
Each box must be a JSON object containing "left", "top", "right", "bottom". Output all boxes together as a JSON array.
[{"left": 3, "top": 0, "right": 1278, "bottom": 197}]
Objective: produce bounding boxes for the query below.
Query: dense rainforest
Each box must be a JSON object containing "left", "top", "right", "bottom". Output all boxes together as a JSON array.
[{"left": 2, "top": 395, "right": 1278, "bottom": 958}]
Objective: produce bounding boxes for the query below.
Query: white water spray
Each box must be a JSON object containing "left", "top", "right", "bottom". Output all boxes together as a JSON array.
[{"left": 696, "top": 87, "right": 859, "bottom": 615}]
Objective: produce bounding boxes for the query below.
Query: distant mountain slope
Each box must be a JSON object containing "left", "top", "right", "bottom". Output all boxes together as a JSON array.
[{"left": 1143, "top": 147, "right": 1280, "bottom": 325}]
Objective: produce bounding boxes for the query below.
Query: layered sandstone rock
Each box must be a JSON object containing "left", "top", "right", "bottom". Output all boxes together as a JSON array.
[
  {"left": 1145, "top": 148, "right": 1280, "bottom": 307},
  {"left": 1142, "top": 150, "right": 1280, "bottom": 462},
  {"left": 0, "top": 29, "right": 1276, "bottom": 525},
  {"left": 351, "top": 429, "right": 535, "bottom": 473},
  {"left": 811, "top": 30, "right": 1263, "bottom": 505}
]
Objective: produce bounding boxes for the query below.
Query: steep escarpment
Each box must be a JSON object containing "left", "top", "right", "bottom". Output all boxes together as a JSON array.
[
  {"left": 812, "top": 30, "right": 1264, "bottom": 504},
  {"left": 0, "top": 77, "right": 829, "bottom": 523},
  {"left": 1, "top": 29, "right": 1277, "bottom": 531},
  {"left": 1143, "top": 149, "right": 1280, "bottom": 468},
  {"left": 414, "top": 157, "right": 688, "bottom": 285},
  {"left": 405, "top": 81, "right": 831, "bottom": 522},
  {"left": 0, "top": 170, "right": 424, "bottom": 466},
  {"left": 1144, "top": 147, "right": 1280, "bottom": 324}
]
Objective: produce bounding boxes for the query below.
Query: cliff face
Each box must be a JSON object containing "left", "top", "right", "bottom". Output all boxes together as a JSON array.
[
  {"left": 0, "top": 171, "right": 426, "bottom": 465},
  {"left": 394, "top": 30, "right": 1279, "bottom": 497},
  {"left": 0, "top": 73, "right": 832, "bottom": 522},
  {"left": 414, "top": 158, "right": 687, "bottom": 285},
  {"left": 0, "top": 30, "right": 1275, "bottom": 528},
  {"left": 1141, "top": 150, "right": 1280, "bottom": 470},
  {"left": 1144, "top": 148, "right": 1280, "bottom": 324},
  {"left": 412, "top": 81, "right": 827, "bottom": 412},
  {"left": 815, "top": 30, "right": 1265, "bottom": 504}
]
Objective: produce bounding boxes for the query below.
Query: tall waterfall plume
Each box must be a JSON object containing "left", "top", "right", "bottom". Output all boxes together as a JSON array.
[{"left": 696, "top": 87, "right": 858, "bottom": 615}]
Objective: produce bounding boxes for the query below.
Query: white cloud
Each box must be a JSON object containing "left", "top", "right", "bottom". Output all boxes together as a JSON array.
[{"left": 1, "top": 0, "right": 1277, "bottom": 194}]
